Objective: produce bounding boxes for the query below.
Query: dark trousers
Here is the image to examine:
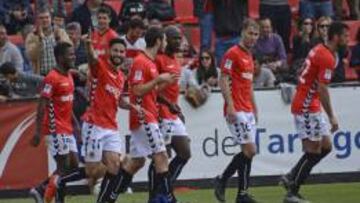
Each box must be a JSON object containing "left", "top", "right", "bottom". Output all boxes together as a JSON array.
[{"left": 260, "top": 4, "right": 292, "bottom": 52}]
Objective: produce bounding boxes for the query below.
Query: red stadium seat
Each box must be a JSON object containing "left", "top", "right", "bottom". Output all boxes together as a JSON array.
[
  {"left": 174, "top": 0, "right": 198, "bottom": 24},
  {"left": 187, "top": 26, "right": 201, "bottom": 53},
  {"left": 345, "top": 66, "right": 358, "bottom": 80},
  {"left": 248, "top": 0, "right": 259, "bottom": 19},
  {"left": 8, "top": 35, "right": 24, "bottom": 46},
  {"left": 343, "top": 20, "right": 360, "bottom": 46}
]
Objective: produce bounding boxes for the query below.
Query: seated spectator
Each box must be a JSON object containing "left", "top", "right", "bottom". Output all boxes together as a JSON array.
[
  {"left": 299, "top": 0, "right": 334, "bottom": 19},
  {"left": 350, "top": 28, "right": 360, "bottom": 78},
  {"left": 146, "top": 0, "right": 176, "bottom": 22},
  {"left": 66, "top": 22, "right": 88, "bottom": 67},
  {"left": 0, "top": 62, "right": 43, "bottom": 98},
  {"left": 292, "top": 18, "right": 314, "bottom": 61},
  {"left": 333, "top": 0, "right": 359, "bottom": 20},
  {"left": 254, "top": 18, "right": 288, "bottom": 83},
  {"left": 0, "top": 24, "right": 24, "bottom": 72},
  {"left": 253, "top": 56, "right": 276, "bottom": 88},
  {"left": 311, "top": 16, "right": 332, "bottom": 45},
  {"left": 2, "top": 2, "right": 34, "bottom": 35},
  {"left": 193, "top": 50, "right": 219, "bottom": 87},
  {"left": 70, "top": 0, "right": 118, "bottom": 34},
  {"left": 25, "top": 8, "right": 71, "bottom": 75},
  {"left": 91, "top": 6, "right": 118, "bottom": 57}
]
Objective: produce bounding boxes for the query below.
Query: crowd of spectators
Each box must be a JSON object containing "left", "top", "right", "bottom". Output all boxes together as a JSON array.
[{"left": 0, "top": 0, "right": 359, "bottom": 104}]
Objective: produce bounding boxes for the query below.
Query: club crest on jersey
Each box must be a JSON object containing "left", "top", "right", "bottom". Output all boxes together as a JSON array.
[
  {"left": 134, "top": 70, "right": 143, "bottom": 81},
  {"left": 224, "top": 59, "right": 233, "bottom": 70},
  {"left": 43, "top": 84, "right": 52, "bottom": 94},
  {"left": 324, "top": 69, "right": 332, "bottom": 80}
]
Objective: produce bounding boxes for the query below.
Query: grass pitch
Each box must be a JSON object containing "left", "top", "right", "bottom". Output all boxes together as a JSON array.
[{"left": 0, "top": 182, "right": 359, "bottom": 203}]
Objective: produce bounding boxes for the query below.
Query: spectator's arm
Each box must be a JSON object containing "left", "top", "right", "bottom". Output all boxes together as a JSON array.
[
  {"left": 11, "top": 46, "right": 24, "bottom": 72},
  {"left": 25, "top": 33, "right": 41, "bottom": 74},
  {"left": 55, "top": 28, "right": 72, "bottom": 45}
]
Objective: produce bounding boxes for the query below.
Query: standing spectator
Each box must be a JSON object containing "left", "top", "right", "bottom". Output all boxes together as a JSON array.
[
  {"left": 0, "top": 24, "right": 24, "bottom": 72},
  {"left": 253, "top": 56, "right": 276, "bottom": 88},
  {"left": 211, "top": 0, "right": 248, "bottom": 66},
  {"left": 293, "top": 18, "right": 315, "bottom": 61},
  {"left": 91, "top": 6, "right": 118, "bottom": 57},
  {"left": 300, "top": 0, "right": 334, "bottom": 19},
  {"left": 2, "top": 2, "right": 34, "bottom": 35},
  {"left": 70, "top": 0, "right": 118, "bottom": 34},
  {"left": 259, "top": 0, "right": 291, "bottom": 51},
  {"left": 66, "top": 22, "right": 88, "bottom": 67},
  {"left": 194, "top": 50, "right": 219, "bottom": 87},
  {"left": 25, "top": 8, "right": 71, "bottom": 75},
  {"left": 194, "top": 0, "right": 214, "bottom": 52},
  {"left": 254, "top": 18, "right": 288, "bottom": 83}
]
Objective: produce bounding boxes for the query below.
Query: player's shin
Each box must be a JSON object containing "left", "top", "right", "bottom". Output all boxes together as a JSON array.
[
  {"left": 220, "top": 153, "right": 243, "bottom": 184},
  {"left": 236, "top": 152, "right": 253, "bottom": 196},
  {"left": 107, "top": 168, "right": 134, "bottom": 203},
  {"left": 169, "top": 156, "right": 188, "bottom": 183},
  {"left": 96, "top": 172, "right": 117, "bottom": 203}
]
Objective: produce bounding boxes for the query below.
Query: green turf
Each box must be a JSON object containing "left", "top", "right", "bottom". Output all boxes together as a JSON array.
[{"left": 1, "top": 182, "right": 359, "bottom": 203}]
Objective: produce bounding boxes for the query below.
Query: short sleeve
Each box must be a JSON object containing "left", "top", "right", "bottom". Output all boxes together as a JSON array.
[
  {"left": 129, "top": 61, "right": 146, "bottom": 86},
  {"left": 40, "top": 75, "right": 55, "bottom": 98},
  {"left": 90, "top": 56, "right": 106, "bottom": 77},
  {"left": 317, "top": 54, "right": 335, "bottom": 84},
  {"left": 221, "top": 51, "right": 235, "bottom": 75}
]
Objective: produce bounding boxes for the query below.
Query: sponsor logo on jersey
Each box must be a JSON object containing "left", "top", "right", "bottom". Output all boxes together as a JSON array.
[
  {"left": 60, "top": 94, "right": 74, "bottom": 102},
  {"left": 105, "top": 84, "right": 121, "bottom": 99},
  {"left": 242, "top": 72, "right": 253, "bottom": 80}
]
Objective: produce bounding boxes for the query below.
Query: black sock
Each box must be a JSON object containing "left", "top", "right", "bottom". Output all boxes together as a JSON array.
[
  {"left": 55, "top": 181, "right": 65, "bottom": 203},
  {"left": 221, "top": 153, "right": 242, "bottom": 183},
  {"left": 97, "top": 172, "right": 116, "bottom": 203},
  {"left": 169, "top": 156, "right": 188, "bottom": 183},
  {"left": 60, "top": 167, "right": 87, "bottom": 184},
  {"left": 148, "top": 161, "right": 157, "bottom": 200},
  {"left": 108, "top": 168, "right": 134, "bottom": 203},
  {"left": 291, "top": 153, "right": 322, "bottom": 194},
  {"left": 154, "top": 172, "right": 174, "bottom": 201},
  {"left": 237, "top": 153, "right": 252, "bottom": 196}
]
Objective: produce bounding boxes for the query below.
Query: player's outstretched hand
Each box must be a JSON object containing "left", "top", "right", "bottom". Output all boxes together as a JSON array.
[
  {"left": 330, "top": 116, "right": 339, "bottom": 133},
  {"left": 31, "top": 134, "right": 41, "bottom": 147},
  {"left": 81, "top": 29, "right": 92, "bottom": 45},
  {"left": 157, "top": 73, "right": 177, "bottom": 84}
]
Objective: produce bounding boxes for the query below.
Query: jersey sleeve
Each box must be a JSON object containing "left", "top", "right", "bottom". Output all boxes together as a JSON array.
[
  {"left": 129, "top": 60, "right": 146, "bottom": 86},
  {"left": 89, "top": 56, "right": 105, "bottom": 77},
  {"left": 221, "top": 51, "right": 235, "bottom": 75},
  {"left": 40, "top": 75, "right": 55, "bottom": 99},
  {"left": 317, "top": 53, "right": 335, "bottom": 84}
]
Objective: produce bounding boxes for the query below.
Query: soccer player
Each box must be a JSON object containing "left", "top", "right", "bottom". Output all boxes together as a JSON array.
[
  {"left": 107, "top": 27, "right": 178, "bottom": 203},
  {"left": 30, "top": 42, "right": 83, "bottom": 203},
  {"left": 92, "top": 6, "right": 118, "bottom": 57},
  {"left": 82, "top": 32, "right": 131, "bottom": 203},
  {"left": 214, "top": 19, "right": 260, "bottom": 203},
  {"left": 280, "top": 22, "right": 349, "bottom": 203},
  {"left": 147, "top": 25, "right": 191, "bottom": 200}
]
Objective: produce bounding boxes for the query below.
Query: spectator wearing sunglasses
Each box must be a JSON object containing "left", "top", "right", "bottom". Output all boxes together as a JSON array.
[
  {"left": 195, "top": 49, "right": 219, "bottom": 87},
  {"left": 311, "top": 16, "right": 331, "bottom": 46}
]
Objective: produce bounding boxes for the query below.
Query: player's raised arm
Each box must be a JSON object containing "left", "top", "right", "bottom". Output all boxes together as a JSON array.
[{"left": 83, "top": 29, "right": 97, "bottom": 66}]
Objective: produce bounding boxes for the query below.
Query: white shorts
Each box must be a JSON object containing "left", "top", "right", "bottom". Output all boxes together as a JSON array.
[
  {"left": 294, "top": 112, "right": 330, "bottom": 141},
  {"left": 81, "top": 122, "right": 122, "bottom": 162},
  {"left": 129, "top": 123, "right": 166, "bottom": 158},
  {"left": 226, "top": 112, "right": 256, "bottom": 144},
  {"left": 46, "top": 134, "right": 78, "bottom": 157},
  {"left": 159, "top": 117, "right": 189, "bottom": 145}
]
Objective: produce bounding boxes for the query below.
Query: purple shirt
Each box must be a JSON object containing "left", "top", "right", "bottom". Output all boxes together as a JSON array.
[{"left": 254, "top": 33, "right": 287, "bottom": 62}]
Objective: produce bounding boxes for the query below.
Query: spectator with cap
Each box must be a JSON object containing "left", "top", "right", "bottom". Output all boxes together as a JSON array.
[
  {"left": 254, "top": 18, "right": 288, "bottom": 83},
  {"left": 1, "top": 2, "right": 34, "bottom": 35},
  {"left": 0, "top": 24, "right": 24, "bottom": 72},
  {"left": 118, "top": 0, "right": 146, "bottom": 34},
  {"left": 0, "top": 62, "right": 43, "bottom": 99},
  {"left": 299, "top": 0, "right": 334, "bottom": 19},
  {"left": 70, "top": 0, "right": 118, "bottom": 34},
  {"left": 25, "top": 7, "right": 71, "bottom": 75},
  {"left": 259, "top": 0, "right": 291, "bottom": 51},
  {"left": 66, "top": 22, "right": 88, "bottom": 67}
]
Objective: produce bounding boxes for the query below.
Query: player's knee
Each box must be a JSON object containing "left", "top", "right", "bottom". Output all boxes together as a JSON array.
[
  {"left": 85, "top": 163, "right": 102, "bottom": 178},
  {"left": 242, "top": 143, "right": 257, "bottom": 158},
  {"left": 124, "top": 158, "right": 145, "bottom": 174},
  {"left": 178, "top": 149, "right": 191, "bottom": 161},
  {"left": 322, "top": 145, "right": 332, "bottom": 156}
]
